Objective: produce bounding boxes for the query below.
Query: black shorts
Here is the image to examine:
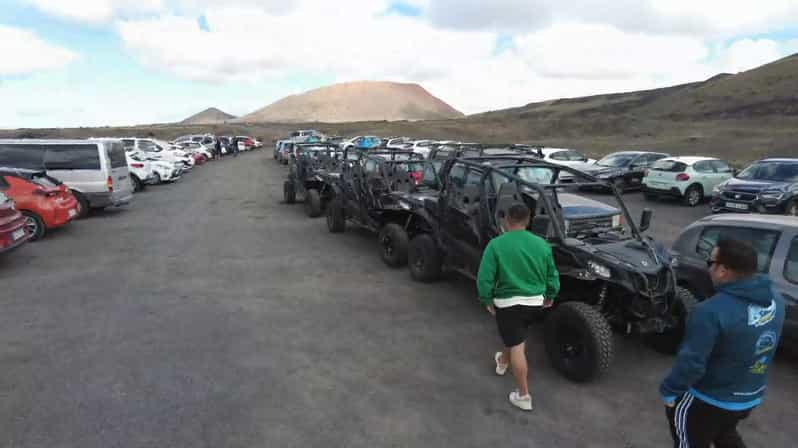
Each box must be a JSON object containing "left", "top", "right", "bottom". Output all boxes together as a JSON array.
[{"left": 495, "top": 305, "right": 542, "bottom": 347}]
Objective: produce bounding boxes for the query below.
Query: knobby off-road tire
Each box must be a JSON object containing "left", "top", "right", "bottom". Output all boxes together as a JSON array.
[
  {"left": 283, "top": 181, "right": 296, "bottom": 204},
  {"left": 544, "top": 302, "right": 613, "bottom": 382},
  {"left": 326, "top": 198, "right": 346, "bottom": 233},
  {"left": 304, "top": 188, "right": 323, "bottom": 218},
  {"left": 645, "top": 287, "right": 698, "bottom": 355},
  {"left": 408, "top": 234, "right": 442, "bottom": 282},
  {"left": 379, "top": 223, "right": 409, "bottom": 267}
]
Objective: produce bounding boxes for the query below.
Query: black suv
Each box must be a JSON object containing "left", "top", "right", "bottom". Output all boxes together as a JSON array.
[
  {"left": 711, "top": 158, "right": 798, "bottom": 216},
  {"left": 326, "top": 150, "right": 441, "bottom": 267},
  {"left": 671, "top": 214, "right": 797, "bottom": 351},
  {"left": 406, "top": 156, "right": 693, "bottom": 382},
  {"left": 283, "top": 143, "right": 345, "bottom": 217},
  {"left": 580, "top": 151, "right": 669, "bottom": 192}
]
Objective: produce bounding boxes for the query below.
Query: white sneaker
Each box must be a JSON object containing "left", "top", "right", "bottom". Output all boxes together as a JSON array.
[
  {"left": 509, "top": 390, "right": 533, "bottom": 411},
  {"left": 494, "top": 352, "right": 508, "bottom": 376}
]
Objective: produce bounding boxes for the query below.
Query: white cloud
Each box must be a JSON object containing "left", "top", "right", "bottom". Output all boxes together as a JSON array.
[
  {"left": 22, "top": 0, "right": 163, "bottom": 24},
  {"left": 0, "top": 25, "right": 78, "bottom": 76}
]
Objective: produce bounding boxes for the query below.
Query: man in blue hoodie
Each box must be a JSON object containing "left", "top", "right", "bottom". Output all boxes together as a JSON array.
[{"left": 660, "top": 238, "right": 785, "bottom": 448}]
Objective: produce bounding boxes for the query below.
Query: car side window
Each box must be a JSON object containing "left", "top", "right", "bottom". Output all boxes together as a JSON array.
[
  {"left": 550, "top": 151, "right": 568, "bottom": 161},
  {"left": 784, "top": 237, "right": 798, "bottom": 284},
  {"left": 710, "top": 160, "right": 732, "bottom": 173},
  {"left": 0, "top": 144, "right": 46, "bottom": 169},
  {"left": 693, "top": 161, "right": 714, "bottom": 173},
  {"left": 697, "top": 226, "right": 780, "bottom": 273}
]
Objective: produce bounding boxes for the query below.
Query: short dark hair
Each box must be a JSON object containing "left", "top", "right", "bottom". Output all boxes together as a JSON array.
[
  {"left": 715, "top": 238, "right": 758, "bottom": 277},
  {"left": 507, "top": 203, "right": 531, "bottom": 225}
]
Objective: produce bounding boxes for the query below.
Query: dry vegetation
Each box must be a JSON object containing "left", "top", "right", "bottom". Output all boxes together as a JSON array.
[{"left": 3, "top": 55, "right": 797, "bottom": 166}]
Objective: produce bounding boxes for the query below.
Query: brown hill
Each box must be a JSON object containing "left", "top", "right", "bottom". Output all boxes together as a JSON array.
[
  {"left": 237, "top": 81, "right": 464, "bottom": 123},
  {"left": 181, "top": 107, "right": 236, "bottom": 124}
]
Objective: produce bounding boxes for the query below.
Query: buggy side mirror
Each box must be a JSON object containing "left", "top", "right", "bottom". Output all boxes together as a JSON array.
[
  {"left": 530, "top": 215, "right": 551, "bottom": 237},
  {"left": 639, "top": 208, "right": 653, "bottom": 233}
]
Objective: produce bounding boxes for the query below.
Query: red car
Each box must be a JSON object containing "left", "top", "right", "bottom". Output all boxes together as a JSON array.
[
  {"left": 0, "top": 169, "right": 79, "bottom": 240},
  {"left": 0, "top": 190, "right": 29, "bottom": 253}
]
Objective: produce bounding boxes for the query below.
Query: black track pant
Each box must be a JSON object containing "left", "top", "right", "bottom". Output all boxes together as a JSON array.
[{"left": 665, "top": 392, "right": 753, "bottom": 448}]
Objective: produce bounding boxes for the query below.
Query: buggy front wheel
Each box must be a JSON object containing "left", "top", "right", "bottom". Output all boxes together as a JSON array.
[{"left": 544, "top": 302, "right": 613, "bottom": 382}]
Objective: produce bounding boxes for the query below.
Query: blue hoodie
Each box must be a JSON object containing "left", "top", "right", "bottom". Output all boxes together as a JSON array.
[{"left": 660, "top": 275, "right": 785, "bottom": 410}]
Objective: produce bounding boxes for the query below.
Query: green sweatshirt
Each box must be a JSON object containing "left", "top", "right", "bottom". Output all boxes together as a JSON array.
[{"left": 477, "top": 229, "right": 560, "bottom": 307}]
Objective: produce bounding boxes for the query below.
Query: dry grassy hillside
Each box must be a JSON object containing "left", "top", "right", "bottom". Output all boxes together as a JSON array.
[{"left": 3, "top": 56, "right": 797, "bottom": 165}]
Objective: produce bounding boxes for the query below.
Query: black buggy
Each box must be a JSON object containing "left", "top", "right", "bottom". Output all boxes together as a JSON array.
[
  {"left": 326, "top": 149, "right": 441, "bottom": 267},
  {"left": 283, "top": 143, "right": 345, "bottom": 217},
  {"left": 405, "top": 155, "right": 695, "bottom": 382}
]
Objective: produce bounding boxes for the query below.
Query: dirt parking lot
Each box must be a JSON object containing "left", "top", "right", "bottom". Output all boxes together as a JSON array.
[{"left": 1, "top": 151, "right": 796, "bottom": 447}]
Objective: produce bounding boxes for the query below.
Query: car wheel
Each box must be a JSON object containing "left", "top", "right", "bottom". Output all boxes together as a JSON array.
[
  {"left": 152, "top": 172, "right": 162, "bottom": 185},
  {"left": 21, "top": 211, "right": 46, "bottom": 241},
  {"left": 544, "top": 302, "right": 613, "bottom": 382},
  {"left": 408, "top": 234, "right": 442, "bottom": 282},
  {"left": 130, "top": 175, "right": 144, "bottom": 193},
  {"left": 326, "top": 197, "right": 346, "bottom": 233},
  {"left": 612, "top": 178, "right": 625, "bottom": 194},
  {"left": 682, "top": 185, "right": 703, "bottom": 207},
  {"left": 645, "top": 287, "right": 698, "bottom": 354},
  {"left": 379, "top": 223, "right": 409, "bottom": 267},
  {"left": 71, "top": 190, "right": 90, "bottom": 219},
  {"left": 786, "top": 199, "right": 797, "bottom": 216},
  {"left": 304, "top": 188, "right": 323, "bottom": 217},
  {"left": 283, "top": 181, "right": 296, "bottom": 204}
]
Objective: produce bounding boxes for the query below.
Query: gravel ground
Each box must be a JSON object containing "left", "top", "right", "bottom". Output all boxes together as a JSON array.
[{"left": 1, "top": 151, "right": 796, "bottom": 447}]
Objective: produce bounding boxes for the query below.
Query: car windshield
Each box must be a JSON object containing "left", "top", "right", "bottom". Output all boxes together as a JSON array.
[
  {"left": 737, "top": 161, "right": 798, "bottom": 181},
  {"left": 651, "top": 160, "right": 687, "bottom": 172},
  {"left": 499, "top": 166, "right": 556, "bottom": 185},
  {"left": 597, "top": 153, "right": 636, "bottom": 167},
  {"left": 393, "top": 161, "right": 438, "bottom": 188},
  {"left": 555, "top": 150, "right": 588, "bottom": 161}
]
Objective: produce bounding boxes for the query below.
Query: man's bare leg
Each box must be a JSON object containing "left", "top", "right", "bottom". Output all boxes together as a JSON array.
[
  {"left": 509, "top": 342, "right": 529, "bottom": 396},
  {"left": 499, "top": 349, "right": 510, "bottom": 366}
]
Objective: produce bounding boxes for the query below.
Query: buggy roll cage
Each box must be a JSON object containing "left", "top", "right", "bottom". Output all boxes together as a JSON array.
[{"left": 447, "top": 156, "right": 646, "bottom": 242}]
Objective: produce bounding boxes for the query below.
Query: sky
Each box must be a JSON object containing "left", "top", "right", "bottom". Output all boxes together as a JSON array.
[{"left": 1, "top": 0, "right": 797, "bottom": 128}]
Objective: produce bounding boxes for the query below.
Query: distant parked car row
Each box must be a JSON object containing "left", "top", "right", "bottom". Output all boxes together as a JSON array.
[{"left": 0, "top": 132, "right": 241, "bottom": 256}]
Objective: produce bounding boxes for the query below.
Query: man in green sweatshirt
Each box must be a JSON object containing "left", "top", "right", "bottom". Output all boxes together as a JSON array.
[{"left": 477, "top": 203, "right": 560, "bottom": 411}]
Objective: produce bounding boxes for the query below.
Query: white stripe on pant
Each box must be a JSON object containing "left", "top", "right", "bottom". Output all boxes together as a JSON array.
[{"left": 675, "top": 393, "right": 696, "bottom": 448}]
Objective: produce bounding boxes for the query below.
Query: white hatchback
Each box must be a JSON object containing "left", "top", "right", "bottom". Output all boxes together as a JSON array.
[{"left": 642, "top": 156, "right": 734, "bottom": 206}]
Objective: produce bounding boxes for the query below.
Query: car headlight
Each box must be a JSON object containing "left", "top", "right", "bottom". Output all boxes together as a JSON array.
[
  {"left": 760, "top": 190, "right": 785, "bottom": 200},
  {"left": 588, "top": 261, "right": 611, "bottom": 278}
]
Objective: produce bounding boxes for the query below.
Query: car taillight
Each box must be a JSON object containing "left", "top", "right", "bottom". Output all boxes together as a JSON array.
[
  {"left": 107, "top": 176, "right": 113, "bottom": 192},
  {"left": 676, "top": 173, "right": 690, "bottom": 181},
  {"left": 131, "top": 163, "right": 145, "bottom": 168}
]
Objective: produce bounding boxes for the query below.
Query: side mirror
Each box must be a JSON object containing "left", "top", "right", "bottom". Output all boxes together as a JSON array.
[
  {"left": 531, "top": 215, "right": 551, "bottom": 237},
  {"left": 639, "top": 208, "right": 653, "bottom": 233}
]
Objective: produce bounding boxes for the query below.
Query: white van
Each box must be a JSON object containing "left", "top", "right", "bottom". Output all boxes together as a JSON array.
[{"left": 0, "top": 139, "right": 134, "bottom": 217}]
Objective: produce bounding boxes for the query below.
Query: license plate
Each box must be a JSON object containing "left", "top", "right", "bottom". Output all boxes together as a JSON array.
[
  {"left": 68, "top": 208, "right": 77, "bottom": 218},
  {"left": 726, "top": 202, "right": 749, "bottom": 210},
  {"left": 12, "top": 229, "right": 24, "bottom": 241}
]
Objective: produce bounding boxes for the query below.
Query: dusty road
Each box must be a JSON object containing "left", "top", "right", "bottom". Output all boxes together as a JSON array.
[{"left": 1, "top": 151, "right": 796, "bottom": 447}]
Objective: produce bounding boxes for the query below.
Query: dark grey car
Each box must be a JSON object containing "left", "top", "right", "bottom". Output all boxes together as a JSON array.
[{"left": 671, "top": 214, "right": 797, "bottom": 350}]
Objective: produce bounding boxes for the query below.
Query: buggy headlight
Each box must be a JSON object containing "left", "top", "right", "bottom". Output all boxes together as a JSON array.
[{"left": 588, "top": 261, "right": 611, "bottom": 278}]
